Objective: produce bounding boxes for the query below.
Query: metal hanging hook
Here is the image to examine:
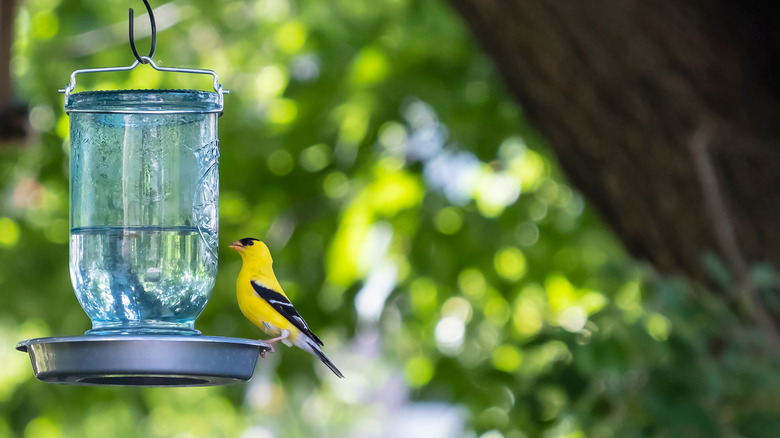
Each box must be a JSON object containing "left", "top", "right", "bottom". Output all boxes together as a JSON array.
[
  {"left": 60, "top": 0, "right": 229, "bottom": 105},
  {"left": 129, "top": 0, "right": 157, "bottom": 64}
]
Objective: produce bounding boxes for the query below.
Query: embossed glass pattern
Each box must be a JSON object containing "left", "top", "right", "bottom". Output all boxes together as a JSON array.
[{"left": 68, "top": 90, "right": 220, "bottom": 334}]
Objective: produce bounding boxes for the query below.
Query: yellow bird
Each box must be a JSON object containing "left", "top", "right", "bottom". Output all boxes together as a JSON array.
[{"left": 229, "top": 237, "right": 344, "bottom": 378}]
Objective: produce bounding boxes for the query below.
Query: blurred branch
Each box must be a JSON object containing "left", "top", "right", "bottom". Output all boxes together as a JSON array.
[
  {"left": 689, "top": 123, "right": 780, "bottom": 346},
  {"left": 67, "top": 3, "right": 185, "bottom": 57}
]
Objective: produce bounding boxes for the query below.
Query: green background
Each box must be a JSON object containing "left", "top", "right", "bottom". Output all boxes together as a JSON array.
[{"left": 1, "top": 0, "right": 778, "bottom": 436}]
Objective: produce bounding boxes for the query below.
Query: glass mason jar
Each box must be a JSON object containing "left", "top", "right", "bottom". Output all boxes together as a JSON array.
[{"left": 67, "top": 90, "right": 220, "bottom": 335}]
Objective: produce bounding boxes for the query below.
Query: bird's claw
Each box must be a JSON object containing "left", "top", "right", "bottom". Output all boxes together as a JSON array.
[{"left": 259, "top": 340, "right": 275, "bottom": 358}]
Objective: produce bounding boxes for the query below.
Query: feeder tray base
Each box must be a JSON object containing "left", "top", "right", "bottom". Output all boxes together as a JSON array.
[{"left": 17, "top": 335, "right": 270, "bottom": 387}]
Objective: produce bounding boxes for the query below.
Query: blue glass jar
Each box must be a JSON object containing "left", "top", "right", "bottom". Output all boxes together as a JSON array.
[{"left": 66, "top": 90, "right": 221, "bottom": 334}]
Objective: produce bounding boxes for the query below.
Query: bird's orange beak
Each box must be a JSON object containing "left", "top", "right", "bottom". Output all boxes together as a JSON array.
[{"left": 229, "top": 241, "right": 244, "bottom": 251}]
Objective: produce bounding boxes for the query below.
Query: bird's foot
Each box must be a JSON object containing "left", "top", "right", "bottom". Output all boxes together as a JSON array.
[{"left": 259, "top": 331, "right": 289, "bottom": 358}]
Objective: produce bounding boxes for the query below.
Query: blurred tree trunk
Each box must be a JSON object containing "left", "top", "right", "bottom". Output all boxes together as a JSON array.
[
  {"left": 448, "top": 1, "right": 780, "bottom": 326},
  {"left": 0, "top": 0, "right": 13, "bottom": 107},
  {"left": 1, "top": 0, "right": 28, "bottom": 144}
]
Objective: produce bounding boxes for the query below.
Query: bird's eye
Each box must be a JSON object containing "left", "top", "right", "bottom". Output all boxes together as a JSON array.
[{"left": 247, "top": 241, "right": 254, "bottom": 246}]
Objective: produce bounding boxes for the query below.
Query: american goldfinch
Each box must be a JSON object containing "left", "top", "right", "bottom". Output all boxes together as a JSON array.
[{"left": 229, "top": 238, "right": 344, "bottom": 378}]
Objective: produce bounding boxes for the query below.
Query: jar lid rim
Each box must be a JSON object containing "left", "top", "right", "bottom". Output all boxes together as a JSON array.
[{"left": 65, "top": 89, "right": 223, "bottom": 114}]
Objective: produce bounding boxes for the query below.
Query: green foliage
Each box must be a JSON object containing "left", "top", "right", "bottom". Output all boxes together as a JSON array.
[{"left": 2, "top": 0, "right": 780, "bottom": 437}]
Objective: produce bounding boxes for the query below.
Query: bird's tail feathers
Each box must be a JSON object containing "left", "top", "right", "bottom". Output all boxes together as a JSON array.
[{"left": 297, "top": 334, "right": 345, "bottom": 378}]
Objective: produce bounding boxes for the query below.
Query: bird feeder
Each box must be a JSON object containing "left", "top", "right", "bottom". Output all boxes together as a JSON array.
[{"left": 17, "top": 1, "right": 268, "bottom": 386}]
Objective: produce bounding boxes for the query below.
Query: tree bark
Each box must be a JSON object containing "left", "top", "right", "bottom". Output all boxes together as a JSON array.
[
  {"left": 447, "top": 1, "right": 780, "bottom": 297},
  {"left": 0, "top": 0, "right": 28, "bottom": 144},
  {"left": 0, "top": 0, "right": 13, "bottom": 107}
]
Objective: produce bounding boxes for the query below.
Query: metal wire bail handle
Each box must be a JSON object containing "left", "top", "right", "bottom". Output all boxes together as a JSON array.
[{"left": 58, "top": 57, "right": 229, "bottom": 105}]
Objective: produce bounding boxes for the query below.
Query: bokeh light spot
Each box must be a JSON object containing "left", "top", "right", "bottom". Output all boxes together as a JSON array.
[
  {"left": 492, "top": 344, "right": 523, "bottom": 372},
  {"left": 513, "top": 299, "right": 543, "bottom": 337},
  {"left": 31, "top": 11, "right": 58, "bottom": 40},
  {"left": 484, "top": 295, "right": 511, "bottom": 326},
  {"left": 274, "top": 21, "right": 307, "bottom": 54},
  {"left": 511, "top": 149, "right": 547, "bottom": 192},
  {"left": 458, "top": 268, "right": 487, "bottom": 301},
  {"left": 11, "top": 55, "right": 29, "bottom": 78},
  {"left": 349, "top": 46, "right": 390, "bottom": 85},
  {"left": 410, "top": 277, "right": 438, "bottom": 315},
  {"left": 267, "top": 150, "right": 294, "bottom": 175},
  {"left": 338, "top": 101, "right": 371, "bottom": 145},
  {"left": 291, "top": 54, "right": 320, "bottom": 82},
  {"left": 646, "top": 312, "right": 672, "bottom": 341},
  {"left": 480, "top": 407, "right": 510, "bottom": 430},
  {"left": 254, "top": 0, "right": 290, "bottom": 21},
  {"left": 29, "top": 105, "right": 54, "bottom": 132},
  {"left": 367, "top": 168, "right": 423, "bottom": 216},
  {"left": 580, "top": 291, "right": 607, "bottom": 315},
  {"left": 441, "top": 296, "right": 472, "bottom": 322},
  {"left": 475, "top": 169, "right": 521, "bottom": 218},
  {"left": 299, "top": 143, "right": 332, "bottom": 172},
  {"left": 322, "top": 172, "right": 350, "bottom": 198},
  {"left": 56, "top": 114, "right": 69, "bottom": 140},
  {"left": 404, "top": 356, "right": 434, "bottom": 388},
  {"left": 434, "top": 207, "right": 463, "bottom": 235},
  {"left": 515, "top": 221, "right": 539, "bottom": 247},
  {"left": 435, "top": 316, "right": 466, "bottom": 354},
  {"left": 545, "top": 274, "right": 576, "bottom": 314},
  {"left": 378, "top": 121, "right": 407, "bottom": 154},
  {"left": 494, "top": 246, "right": 527, "bottom": 282},
  {"left": 0, "top": 218, "right": 21, "bottom": 248},
  {"left": 24, "top": 417, "right": 61, "bottom": 438},
  {"left": 267, "top": 98, "right": 298, "bottom": 124},
  {"left": 255, "top": 65, "right": 289, "bottom": 98},
  {"left": 558, "top": 307, "right": 586, "bottom": 333}
]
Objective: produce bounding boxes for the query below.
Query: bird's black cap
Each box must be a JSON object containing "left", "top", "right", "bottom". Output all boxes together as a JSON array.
[{"left": 238, "top": 237, "right": 260, "bottom": 246}]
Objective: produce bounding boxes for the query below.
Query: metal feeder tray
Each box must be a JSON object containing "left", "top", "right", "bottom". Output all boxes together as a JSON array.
[{"left": 17, "top": 335, "right": 270, "bottom": 387}]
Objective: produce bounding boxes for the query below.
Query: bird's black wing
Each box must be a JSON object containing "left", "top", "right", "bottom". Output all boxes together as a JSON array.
[{"left": 250, "top": 280, "right": 324, "bottom": 346}]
